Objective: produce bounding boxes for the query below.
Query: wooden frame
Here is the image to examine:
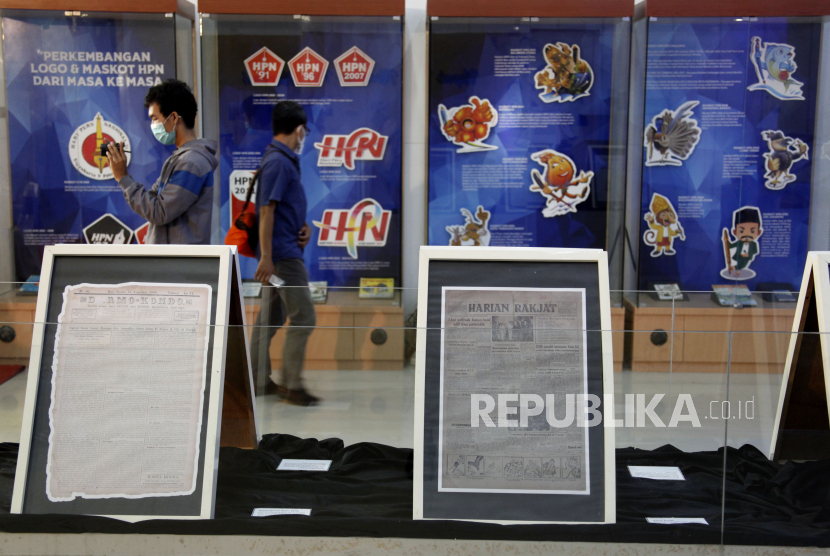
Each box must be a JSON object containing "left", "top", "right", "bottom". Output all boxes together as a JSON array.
[
  {"left": 0, "top": 0, "right": 195, "bottom": 17},
  {"left": 427, "top": 0, "right": 632, "bottom": 18},
  {"left": 769, "top": 252, "right": 830, "bottom": 460},
  {"left": 413, "top": 246, "right": 616, "bottom": 524},
  {"left": 198, "top": 0, "right": 404, "bottom": 17},
  {"left": 645, "top": 0, "right": 829, "bottom": 18},
  {"left": 11, "top": 244, "right": 256, "bottom": 522}
]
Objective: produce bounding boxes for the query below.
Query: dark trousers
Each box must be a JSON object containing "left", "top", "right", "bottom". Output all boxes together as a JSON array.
[{"left": 250, "top": 258, "right": 316, "bottom": 390}]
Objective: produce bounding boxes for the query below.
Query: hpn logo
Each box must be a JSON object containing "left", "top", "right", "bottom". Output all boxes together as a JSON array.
[
  {"left": 313, "top": 198, "right": 391, "bottom": 259},
  {"left": 244, "top": 47, "right": 285, "bottom": 86},
  {"left": 334, "top": 46, "right": 375, "bottom": 87},
  {"left": 289, "top": 47, "right": 328, "bottom": 87},
  {"left": 314, "top": 128, "right": 388, "bottom": 170},
  {"left": 68, "top": 113, "right": 131, "bottom": 181},
  {"left": 83, "top": 213, "right": 134, "bottom": 244}
]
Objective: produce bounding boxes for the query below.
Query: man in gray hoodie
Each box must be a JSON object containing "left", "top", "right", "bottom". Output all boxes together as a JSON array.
[{"left": 107, "top": 79, "right": 218, "bottom": 244}]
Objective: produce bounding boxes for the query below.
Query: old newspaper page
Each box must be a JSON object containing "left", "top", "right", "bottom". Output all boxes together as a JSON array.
[
  {"left": 439, "top": 287, "right": 589, "bottom": 494},
  {"left": 46, "top": 282, "right": 212, "bottom": 502}
]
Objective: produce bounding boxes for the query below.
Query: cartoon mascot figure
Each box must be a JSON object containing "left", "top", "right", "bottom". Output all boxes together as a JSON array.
[{"left": 643, "top": 193, "right": 685, "bottom": 257}]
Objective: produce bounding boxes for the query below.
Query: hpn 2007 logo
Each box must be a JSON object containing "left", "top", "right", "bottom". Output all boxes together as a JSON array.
[{"left": 313, "top": 198, "right": 391, "bottom": 259}]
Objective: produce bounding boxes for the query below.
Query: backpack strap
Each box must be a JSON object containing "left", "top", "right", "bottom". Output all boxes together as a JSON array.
[{"left": 239, "top": 145, "right": 292, "bottom": 214}]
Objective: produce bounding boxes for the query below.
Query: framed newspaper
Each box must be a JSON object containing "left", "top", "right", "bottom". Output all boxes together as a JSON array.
[
  {"left": 413, "top": 247, "right": 616, "bottom": 524},
  {"left": 11, "top": 245, "right": 257, "bottom": 522}
]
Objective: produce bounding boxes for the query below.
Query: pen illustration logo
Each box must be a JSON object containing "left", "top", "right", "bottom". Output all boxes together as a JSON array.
[
  {"left": 314, "top": 128, "right": 388, "bottom": 169},
  {"left": 68, "top": 112, "right": 131, "bottom": 181},
  {"left": 313, "top": 198, "right": 391, "bottom": 259}
]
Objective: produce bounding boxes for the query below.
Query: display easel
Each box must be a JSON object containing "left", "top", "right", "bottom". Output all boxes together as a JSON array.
[
  {"left": 11, "top": 245, "right": 257, "bottom": 521},
  {"left": 770, "top": 252, "right": 830, "bottom": 461}
]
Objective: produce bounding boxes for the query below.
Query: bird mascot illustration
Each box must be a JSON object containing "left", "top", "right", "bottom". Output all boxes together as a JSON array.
[
  {"left": 644, "top": 101, "right": 701, "bottom": 166},
  {"left": 761, "top": 130, "right": 809, "bottom": 190},
  {"left": 749, "top": 36, "right": 804, "bottom": 100},
  {"left": 529, "top": 149, "right": 593, "bottom": 217},
  {"left": 643, "top": 193, "right": 685, "bottom": 257}
]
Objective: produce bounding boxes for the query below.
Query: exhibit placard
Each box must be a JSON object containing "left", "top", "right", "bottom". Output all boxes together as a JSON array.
[
  {"left": 11, "top": 245, "right": 257, "bottom": 521},
  {"left": 414, "top": 246, "right": 615, "bottom": 524}
]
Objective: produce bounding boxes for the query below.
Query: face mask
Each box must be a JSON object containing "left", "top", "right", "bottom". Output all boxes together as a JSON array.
[
  {"left": 294, "top": 127, "right": 306, "bottom": 155},
  {"left": 151, "top": 113, "right": 177, "bottom": 145}
]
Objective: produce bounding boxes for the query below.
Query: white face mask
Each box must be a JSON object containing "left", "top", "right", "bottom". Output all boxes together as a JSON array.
[{"left": 294, "top": 126, "right": 306, "bottom": 155}]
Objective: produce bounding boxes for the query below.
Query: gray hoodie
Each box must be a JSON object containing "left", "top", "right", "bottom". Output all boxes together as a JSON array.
[{"left": 118, "top": 139, "right": 218, "bottom": 245}]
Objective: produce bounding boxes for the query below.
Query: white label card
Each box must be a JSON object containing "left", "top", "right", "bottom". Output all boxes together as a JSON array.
[
  {"left": 251, "top": 508, "right": 311, "bottom": 517},
  {"left": 628, "top": 466, "right": 685, "bottom": 481},
  {"left": 277, "top": 459, "right": 333, "bottom": 472},
  {"left": 646, "top": 517, "right": 708, "bottom": 525}
]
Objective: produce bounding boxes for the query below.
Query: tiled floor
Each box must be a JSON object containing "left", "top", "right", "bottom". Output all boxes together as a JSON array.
[{"left": 0, "top": 365, "right": 783, "bottom": 456}]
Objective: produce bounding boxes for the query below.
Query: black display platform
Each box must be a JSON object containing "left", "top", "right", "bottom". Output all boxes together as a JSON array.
[{"left": 0, "top": 435, "right": 827, "bottom": 547}]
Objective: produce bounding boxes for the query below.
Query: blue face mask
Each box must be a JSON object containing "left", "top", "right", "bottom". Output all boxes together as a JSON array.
[{"left": 151, "top": 113, "right": 177, "bottom": 145}]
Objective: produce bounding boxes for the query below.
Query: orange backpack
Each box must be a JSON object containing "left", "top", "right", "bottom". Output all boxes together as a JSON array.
[{"left": 224, "top": 170, "right": 261, "bottom": 258}]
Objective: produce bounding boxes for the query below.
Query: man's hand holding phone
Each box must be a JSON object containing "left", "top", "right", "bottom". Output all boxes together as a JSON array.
[{"left": 105, "top": 142, "right": 129, "bottom": 182}]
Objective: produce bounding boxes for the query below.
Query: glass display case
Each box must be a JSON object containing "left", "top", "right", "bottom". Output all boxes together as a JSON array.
[
  {"left": 426, "top": 0, "right": 632, "bottom": 291},
  {"left": 0, "top": 2, "right": 196, "bottom": 284}
]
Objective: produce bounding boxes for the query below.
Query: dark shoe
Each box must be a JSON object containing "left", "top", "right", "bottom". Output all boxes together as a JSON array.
[
  {"left": 264, "top": 381, "right": 288, "bottom": 398},
  {"left": 284, "top": 388, "right": 321, "bottom": 407}
]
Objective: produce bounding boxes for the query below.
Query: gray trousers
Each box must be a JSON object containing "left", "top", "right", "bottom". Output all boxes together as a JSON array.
[{"left": 250, "top": 258, "right": 316, "bottom": 390}]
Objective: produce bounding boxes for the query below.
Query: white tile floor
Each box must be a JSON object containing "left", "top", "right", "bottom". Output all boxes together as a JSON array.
[{"left": 0, "top": 366, "right": 782, "bottom": 455}]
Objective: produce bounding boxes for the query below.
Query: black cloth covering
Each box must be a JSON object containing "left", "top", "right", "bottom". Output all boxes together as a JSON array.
[{"left": 0, "top": 435, "right": 827, "bottom": 547}]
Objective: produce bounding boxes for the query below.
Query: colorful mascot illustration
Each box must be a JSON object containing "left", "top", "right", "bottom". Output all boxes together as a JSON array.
[
  {"left": 437, "top": 96, "right": 498, "bottom": 153},
  {"left": 534, "top": 42, "right": 593, "bottom": 103},
  {"left": 721, "top": 206, "right": 763, "bottom": 281},
  {"left": 529, "top": 149, "right": 593, "bottom": 217},
  {"left": 644, "top": 101, "right": 702, "bottom": 167},
  {"left": 446, "top": 205, "right": 491, "bottom": 246},
  {"left": 748, "top": 37, "right": 804, "bottom": 101},
  {"left": 643, "top": 193, "right": 685, "bottom": 257},
  {"left": 761, "top": 130, "right": 809, "bottom": 190}
]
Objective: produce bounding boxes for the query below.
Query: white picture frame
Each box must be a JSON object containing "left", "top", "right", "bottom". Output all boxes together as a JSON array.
[
  {"left": 11, "top": 244, "right": 254, "bottom": 522},
  {"left": 413, "top": 246, "right": 616, "bottom": 524},
  {"left": 769, "top": 251, "right": 830, "bottom": 460}
]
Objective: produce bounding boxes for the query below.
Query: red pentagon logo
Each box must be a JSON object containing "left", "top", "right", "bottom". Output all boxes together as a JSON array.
[
  {"left": 334, "top": 47, "right": 375, "bottom": 87},
  {"left": 289, "top": 47, "right": 329, "bottom": 87},
  {"left": 134, "top": 222, "right": 149, "bottom": 244},
  {"left": 244, "top": 47, "right": 285, "bottom": 87}
]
